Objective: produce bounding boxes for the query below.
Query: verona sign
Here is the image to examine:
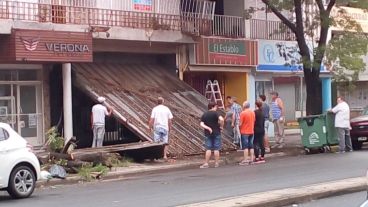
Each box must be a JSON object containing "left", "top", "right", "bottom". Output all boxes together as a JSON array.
[{"left": 13, "top": 29, "right": 93, "bottom": 62}]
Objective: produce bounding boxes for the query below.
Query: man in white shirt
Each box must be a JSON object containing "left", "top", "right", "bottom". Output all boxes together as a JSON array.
[
  {"left": 330, "top": 96, "right": 352, "bottom": 153},
  {"left": 149, "top": 97, "right": 173, "bottom": 160},
  {"left": 91, "top": 97, "right": 113, "bottom": 148}
]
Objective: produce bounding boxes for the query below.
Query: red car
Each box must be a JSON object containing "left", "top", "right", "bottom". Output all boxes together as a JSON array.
[{"left": 350, "top": 108, "right": 368, "bottom": 150}]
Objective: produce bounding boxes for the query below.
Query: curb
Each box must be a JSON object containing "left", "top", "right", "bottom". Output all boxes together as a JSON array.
[
  {"left": 178, "top": 177, "right": 367, "bottom": 207},
  {"left": 37, "top": 152, "right": 289, "bottom": 188}
]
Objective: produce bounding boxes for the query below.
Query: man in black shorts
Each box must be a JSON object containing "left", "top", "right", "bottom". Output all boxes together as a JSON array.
[{"left": 199, "top": 102, "right": 224, "bottom": 168}]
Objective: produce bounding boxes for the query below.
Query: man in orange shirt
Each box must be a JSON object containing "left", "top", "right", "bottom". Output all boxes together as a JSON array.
[{"left": 239, "top": 101, "right": 255, "bottom": 165}]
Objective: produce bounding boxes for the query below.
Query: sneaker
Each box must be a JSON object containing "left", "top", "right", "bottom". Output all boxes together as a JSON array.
[
  {"left": 239, "top": 160, "right": 250, "bottom": 166},
  {"left": 200, "top": 163, "right": 209, "bottom": 168},
  {"left": 257, "top": 158, "right": 266, "bottom": 164},
  {"left": 335, "top": 151, "right": 345, "bottom": 154},
  {"left": 214, "top": 162, "right": 219, "bottom": 168}
]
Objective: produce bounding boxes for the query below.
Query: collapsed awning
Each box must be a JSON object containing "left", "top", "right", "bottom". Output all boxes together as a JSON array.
[{"left": 72, "top": 63, "right": 236, "bottom": 156}]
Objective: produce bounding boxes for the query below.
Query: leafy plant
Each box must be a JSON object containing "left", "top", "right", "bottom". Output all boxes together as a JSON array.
[
  {"left": 108, "top": 156, "right": 133, "bottom": 168},
  {"left": 46, "top": 127, "right": 64, "bottom": 152},
  {"left": 78, "top": 163, "right": 109, "bottom": 182}
]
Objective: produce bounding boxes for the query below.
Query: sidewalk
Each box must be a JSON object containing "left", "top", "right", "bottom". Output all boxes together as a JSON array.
[
  {"left": 38, "top": 131, "right": 303, "bottom": 188},
  {"left": 178, "top": 177, "right": 367, "bottom": 207}
]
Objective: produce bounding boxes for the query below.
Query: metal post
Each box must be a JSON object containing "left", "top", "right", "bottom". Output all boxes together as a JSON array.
[
  {"left": 62, "top": 63, "right": 73, "bottom": 143},
  {"left": 300, "top": 76, "right": 304, "bottom": 117}
]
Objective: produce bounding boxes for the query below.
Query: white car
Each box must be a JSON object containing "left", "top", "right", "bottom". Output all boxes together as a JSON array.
[{"left": 0, "top": 123, "right": 41, "bottom": 199}]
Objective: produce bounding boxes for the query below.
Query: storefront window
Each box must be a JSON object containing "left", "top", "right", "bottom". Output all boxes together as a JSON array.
[
  {"left": 255, "top": 81, "right": 273, "bottom": 102},
  {"left": 18, "top": 70, "right": 38, "bottom": 81},
  {"left": 0, "top": 69, "right": 43, "bottom": 146},
  {"left": 0, "top": 70, "right": 12, "bottom": 81}
]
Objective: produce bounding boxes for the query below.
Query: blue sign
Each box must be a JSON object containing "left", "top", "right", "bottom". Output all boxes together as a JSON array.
[{"left": 258, "top": 40, "right": 304, "bottom": 72}]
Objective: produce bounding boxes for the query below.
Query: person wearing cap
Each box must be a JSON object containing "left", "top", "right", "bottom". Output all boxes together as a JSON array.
[
  {"left": 91, "top": 97, "right": 113, "bottom": 148},
  {"left": 270, "top": 91, "right": 285, "bottom": 148},
  {"left": 149, "top": 97, "right": 173, "bottom": 160}
]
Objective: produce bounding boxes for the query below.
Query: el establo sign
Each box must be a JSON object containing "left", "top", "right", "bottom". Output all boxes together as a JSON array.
[
  {"left": 13, "top": 29, "right": 93, "bottom": 62},
  {"left": 208, "top": 40, "right": 246, "bottom": 65},
  {"left": 195, "top": 37, "right": 257, "bottom": 66}
]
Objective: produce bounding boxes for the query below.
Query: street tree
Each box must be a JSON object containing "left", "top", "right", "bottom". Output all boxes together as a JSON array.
[{"left": 257, "top": 0, "right": 368, "bottom": 115}]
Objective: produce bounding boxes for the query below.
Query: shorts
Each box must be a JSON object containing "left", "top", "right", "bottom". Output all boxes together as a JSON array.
[
  {"left": 153, "top": 126, "right": 169, "bottom": 144},
  {"left": 241, "top": 134, "right": 254, "bottom": 150},
  {"left": 264, "top": 120, "right": 270, "bottom": 130},
  {"left": 204, "top": 134, "right": 222, "bottom": 151}
]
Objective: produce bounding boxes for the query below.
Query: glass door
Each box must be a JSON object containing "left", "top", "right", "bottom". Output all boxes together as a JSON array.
[{"left": 17, "top": 84, "right": 42, "bottom": 146}]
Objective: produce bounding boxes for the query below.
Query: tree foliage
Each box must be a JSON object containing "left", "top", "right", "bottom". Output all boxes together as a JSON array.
[{"left": 248, "top": 0, "right": 368, "bottom": 114}]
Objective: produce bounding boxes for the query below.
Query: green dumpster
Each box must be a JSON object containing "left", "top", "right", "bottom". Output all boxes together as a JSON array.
[
  {"left": 325, "top": 112, "right": 338, "bottom": 145},
  {"left": 298, "top": 115, "right": 328, "bottom": 153}
]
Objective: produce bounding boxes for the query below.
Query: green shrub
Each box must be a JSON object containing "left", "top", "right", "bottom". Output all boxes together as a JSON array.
[
  {"left": 78, "top": 163, "right": 109, "bottom": 182},
  {"left": 46, "top": 127, "right": 64, "bottom": 152}
]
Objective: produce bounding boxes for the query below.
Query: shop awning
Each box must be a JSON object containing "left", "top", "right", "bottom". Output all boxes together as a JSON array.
[
  {"left": 188, "top": 65, "right": 253, "bottom": 73},
  {"left": 72, "top": 63, "right": 236, "bottom": 156}
]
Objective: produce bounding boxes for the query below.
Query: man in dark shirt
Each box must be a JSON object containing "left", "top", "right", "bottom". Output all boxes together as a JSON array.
[
  {"left": 259, "top": 95, "right": 270, "bottom": 152},
  {"left": 254, "top": 100, "right": 266, "bottom": 163},
  {"left": 199, "top": 102, "right": 224, "bottom": 168}
]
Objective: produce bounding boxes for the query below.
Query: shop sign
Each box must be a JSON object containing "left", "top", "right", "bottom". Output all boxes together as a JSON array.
[
  {"left": 257, "top": 40, "right": 327, "bottom": 72},
  {"left": 194, "top": 37, "right": 258, "bottom": 66},
  {"left": 133, "top": 0, "right": 153, "bottom": 11},
  {"left": 208, "top": 41, "right": 246, "bottom": 63},
  {"left": 13, "top": 29, "right": 93, "bottom": 62},
  {"left": 258, "top": 40, "right": 306, "bottom": 72}
]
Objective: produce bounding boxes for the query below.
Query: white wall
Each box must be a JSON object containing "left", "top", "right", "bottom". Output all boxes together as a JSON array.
[{"left": 244, "top": 0, "right": 293, "bottom": 21}]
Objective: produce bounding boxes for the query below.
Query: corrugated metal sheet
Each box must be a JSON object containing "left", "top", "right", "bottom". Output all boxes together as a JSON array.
[{"left": 72, "top": 63, "right": 236, "bottom": 156}]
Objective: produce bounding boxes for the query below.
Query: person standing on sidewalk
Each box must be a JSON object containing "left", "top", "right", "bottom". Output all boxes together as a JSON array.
[
  {"left": 239, "top": 101, "right": 255, "bottom": 165},
  {"left": 330, "top": 96, "right": 353, "bottom": 153},
  {"left": 91, "top": 97, "right": 113, "bottom": 148},
  {"left": 226, "top": 96, "right": 242, "bottom": 147},
  {"left": 254, "top": 100, "right": 266, "bottom": 163},
  {"left": 270, "top": 91, "right": 285, "bottom": 148},
  {"left": 199, "top": 102, "right": 224, "bottom": 168},
  {"left": 149, "top": 97, "right": 174, "bottom": 160},
  {"left": 259, "top": 95, "right": 270, "bottom": 152}
]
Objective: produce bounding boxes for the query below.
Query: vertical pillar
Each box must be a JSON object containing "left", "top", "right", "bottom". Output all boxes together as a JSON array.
[
  {"left": 62, "top": 63, "right": 73, "bottom": 142},
  {"left": 322, "top": 77, "right": 332, "bottom": 112},
  {"left": 300, "top": 76, "right": 304, "bottom": 117},
  {"left": 247, "top": 73, "right": 256, "bottom": 109}
]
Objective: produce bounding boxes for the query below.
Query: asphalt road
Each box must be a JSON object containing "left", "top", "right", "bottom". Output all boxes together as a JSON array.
[
  {"left": 284, "top": 191, "right": 368, "bottom": 207},
  {"left": 1, "top": 151, "right": 368, "bottom": 207}
]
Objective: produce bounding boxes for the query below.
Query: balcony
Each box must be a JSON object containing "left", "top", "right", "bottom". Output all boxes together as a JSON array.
[
  {"left": 0, "top": 1, "right": 295, "bottom": 41},
  {"left": 249, "top": 19, "right": 296, "bottom": 41}
]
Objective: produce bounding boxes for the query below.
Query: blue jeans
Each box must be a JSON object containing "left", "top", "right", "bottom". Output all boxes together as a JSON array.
[
  {"left": 241, "top": 134, "right": 254, "bottom": 150},
  {"left": 205, "top": 134, "right": 222, "bottom": 151}
]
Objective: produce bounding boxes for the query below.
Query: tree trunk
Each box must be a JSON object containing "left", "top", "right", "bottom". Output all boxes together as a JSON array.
[{"left": 304, "top": 68, "right": 322, "bottom": 115}]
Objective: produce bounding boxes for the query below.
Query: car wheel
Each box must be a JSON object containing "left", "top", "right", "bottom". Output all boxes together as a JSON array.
[
  {"left": 352, "top": 140, "right": 363, "bottom": 150},
  {"left": 7, "top": 166, "right": 36, "bottom": 199}
]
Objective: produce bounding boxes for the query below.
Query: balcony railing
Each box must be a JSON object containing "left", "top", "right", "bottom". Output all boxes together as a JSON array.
[
  {"left": 250, "top": 19, "right": 296, "bottom": 41},
  {"left": 212, "top": 15, "right": 245, "bottom": 38},
  {"left": 0, "top": 1, "right": 183, "bottom": 31},
  {"left": 0, "top": 1, "right": 296, "bottom": 41}
]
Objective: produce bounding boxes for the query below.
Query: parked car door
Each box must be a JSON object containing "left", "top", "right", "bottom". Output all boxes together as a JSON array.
[{"left": 0, "top": 127, "right": 10, "bottom": 187}]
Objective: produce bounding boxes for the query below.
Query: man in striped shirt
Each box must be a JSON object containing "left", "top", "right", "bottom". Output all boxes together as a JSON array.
[{"left": 270, "top": 91, "right": 285, "bottom": 148}]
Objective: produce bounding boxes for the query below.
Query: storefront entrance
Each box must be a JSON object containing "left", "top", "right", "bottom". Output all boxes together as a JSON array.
[{"left": 0, "top": 69, "right": 43, "bottom": 146}]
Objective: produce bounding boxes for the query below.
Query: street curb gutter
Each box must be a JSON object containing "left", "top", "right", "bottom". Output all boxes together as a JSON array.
[
  {"left": 37, "top": 161, "right": 204, "bottom": 188},
  {"left": 178, "top": 177, "right": 367, "bottom": 207},
  {"left": 37, "top": 152, "right": 288, "bottom": 188}
]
